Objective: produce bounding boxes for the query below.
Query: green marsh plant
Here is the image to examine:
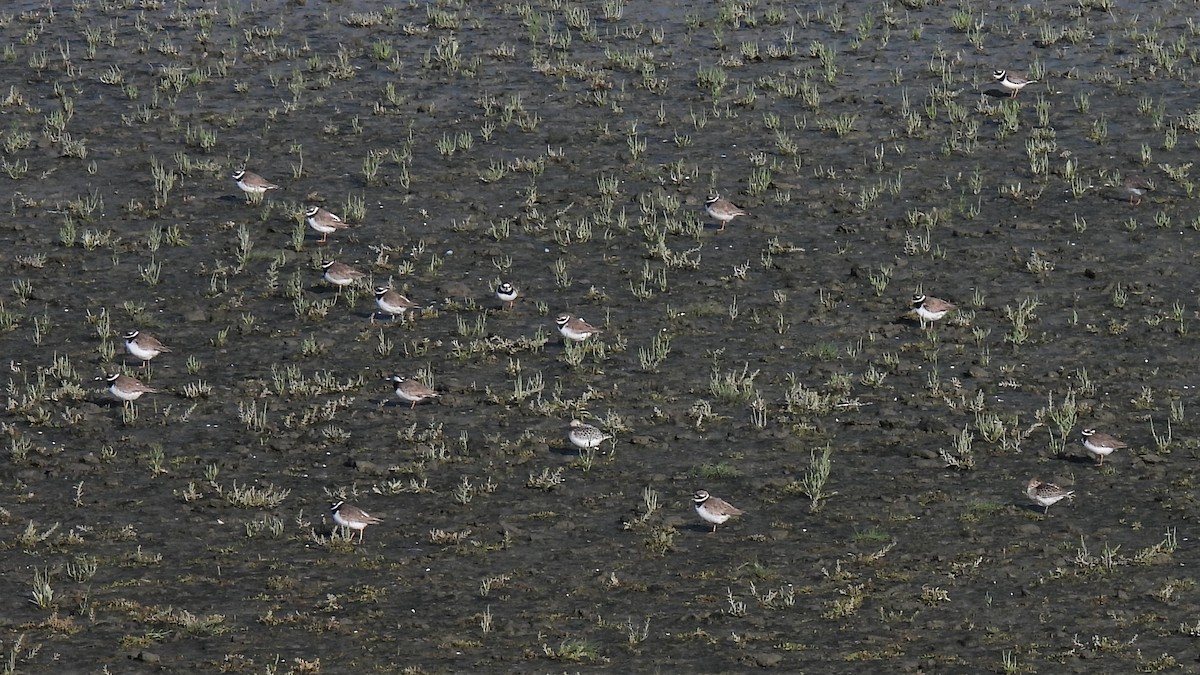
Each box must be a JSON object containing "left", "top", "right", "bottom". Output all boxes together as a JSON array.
[{"left": 799, "top": 446, "right": 836, "bottom": 512}]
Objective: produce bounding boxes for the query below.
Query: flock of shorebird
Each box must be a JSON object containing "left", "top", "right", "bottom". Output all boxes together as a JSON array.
[
  {"left": 99, "top": 170, "right": 764, "bottom": 539},
  {"left": 910, "top": 290, "right": 1132, "bottom": 515},
  {"left": 1025, "top": 429, "right": 1129, "bottom": 514},
  {"left": 910, "top": 65, "right": 1145, "bottom": 512},
  {"left": 108, "top": 106, "right": 1136, "bottom": 539}
]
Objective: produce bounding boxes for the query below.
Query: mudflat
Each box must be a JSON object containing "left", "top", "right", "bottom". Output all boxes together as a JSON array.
[{"left": 1, "top": 1, "right": 1197, "bottom": 673}]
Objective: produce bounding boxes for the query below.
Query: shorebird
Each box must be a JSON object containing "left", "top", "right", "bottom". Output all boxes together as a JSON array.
[
  {"left": 232, "top": 169, "right": 279, "bottom": 199},
  {"left": 993, "top": 69, "right": 1037, "bottom": 97},
  {"left": 387, "top": 375, "right": 440, "bottom": 408},
  {"left": 1081, "top": 429, "right": 1128, "bottom": 466},
  {"left": 567, "top": 419, "right": 611, "bottom": 452},
  {"left": 555, "top": 313, "right": 603, "bottom": 342},
  {"left": 693, "top": 490, "right": 745, "bottom": 533},
  {"left": 1026, "top": 479, "right": 1073, "bottom": 514},
  {"left": 912, "top": 294, "right": 956, "bottom": 327},
  {"left": 1120, "top": 175, "right": 1152, "bottom": 206},
  {"left": 331, "top": 501, "right": 383, "bottom": 541},
  {"left": 106, "top": 373, "right": 158, "bottom": 402},
  {"left": 123, "top": 330, "right": 171, "bottom": 366},
  {"left": 705, "top": 195, "right": 748, "bottom": 232},
  {"left": 495, "top": 282, "right": 519, "bottom": 310},
  {"left": 305, "top": 205, "right": 350, "bottom": 243},
  {"left": 374, "top": 287, "right": 419, "bottom": 320}
]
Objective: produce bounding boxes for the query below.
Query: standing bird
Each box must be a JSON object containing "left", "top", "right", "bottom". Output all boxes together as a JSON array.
[
  {"left": 330, "top": 500, "right": 383, "bottom": 541},
  {"left": 495, "top": 282, "right": 519, "bottom": 310},
  {"left": 993, "top": 69, "right": 1037, "bottom": 97},
  {"left": 321, "top": 261, "right": 365, "bottom": 291},
  {"left": 693, "top": 490, "right": 745, "bottom": 533},
  {"left": 106, "top": 373, "right": 158, "bottom": 402},
  {"left": 911, "top": 294, "right": 957, "bottom": 327},
  {"left": 567, "top": 419, "right": 612, "bottom": 452},
  {"left": 1081, "top": 429, "right": 1128, "bottom": 466},
  {"left": 374, "top": 287, "right": 419, "bottom": 320},
  {"left": 123, "top": 330, "right": 171, "bottom": 366},
  {"left": 555, "top": 313, "right": 603, "bottom": 342},
  {"left": 1026, "top": 479, "right": 1073, "bottom": 514},
  {"left": 705, "top": 195, "right": 748, "bottom": 231},
  {"left": 232, "top": 169, "right": 279, "bottom": 198},
  {"left": 1120, "top": 175, "right": 1152, "bottom": 206},
  {"left": 387, "top": 375, "right": 440, "bottom": 408},
  {"left": 305, "top": 205, "right": 350, "bottom": 243}
]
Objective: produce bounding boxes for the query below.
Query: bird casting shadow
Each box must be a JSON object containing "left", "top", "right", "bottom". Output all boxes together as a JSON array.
[
  {"left": 1016, "top": 500, "right": 1069, "bottom": 516},
  {"left": 983, "top": 87, "right": 1018, "bottom": 99},
  {"left": 549, "top": 443, "right": 583, "bottom": 457}
]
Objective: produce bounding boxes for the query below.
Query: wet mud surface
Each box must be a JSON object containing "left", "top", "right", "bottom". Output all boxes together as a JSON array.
[{"left": 1, "top": 0, "right": 1199, "bottom": 672}]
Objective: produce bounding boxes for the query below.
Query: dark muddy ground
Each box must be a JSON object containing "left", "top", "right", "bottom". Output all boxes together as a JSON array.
[{"left": 1, "top": 0, "right": 1199, "bottom": 672}]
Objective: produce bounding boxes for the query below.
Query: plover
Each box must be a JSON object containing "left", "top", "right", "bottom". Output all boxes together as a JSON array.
[
  {"left": 555, "top": 313, "right": 603, "bottom": 342},
  {"left": 495, "top": 282, "right": 519, "bottom": 310},
  {"left": 705, "top": 195, "right": 748, "bottom": 232},
  {"left": 375, "top": 287, "right": 419, "bottom": 319},
  {"left": 322, "top": 261, "right": 365, "bottom": 288},
  {"left": 912, "top": 294, "right": 956, "bottom": 327},
  {"left": 387, "top": 375, "right": 440, "bottom": 408},
  {"left": 305, "top": 205, "right": 349, "bottom": 243},
  {"left": 123, "top": 330, "right": 171, "bottom": 365},
  {"left": 1081, "top": 429, "right": 1128, "bottom": 466},
  {"left": 993, "top": 69, "right": 1037, "bottom": 97},
  {"left": 693, "top": 489, "right": 745, "bottom": 533},
  {"left": 330, "top": 500, "right": 383, "bottom": 541},
  {"left": 107, "top": 373, "right": 158, "bottom": 402},
  {"left": 232, "top": 169, "right": 279, "bottom": 197}
]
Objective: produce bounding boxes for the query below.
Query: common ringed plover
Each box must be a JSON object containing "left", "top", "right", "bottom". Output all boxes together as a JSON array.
[
  {"left": 330, "top": 500, "right": 383, "bottom": 541},
  {"left": 107, "top": 373, "right": 158, "bottom": 402},
  {"left": 496, "top": 282, "right": 519, "bottom": 310},
  {"left": 705, "top": 195, "right": 748, "bottom": 232},
  {"left": 693, "top": 489, "right": 745, "bottom": 533},
  {"left": 388, "top": 375, "right": 440, "bottom": 408},
  {"left": 232, "top": 169, "right": 279, "bottom": 197},
  {"left": 555, "top": 313, "right": 603, "bottom": 342},
  {"left": 123, "top": 330, "right": 171, "bottom": 365},
  {"left": 912, "top": 294, "right": 956, "bottom": 327},
  {"left": 305, "top": 205, "right": 349, "bottom": 243},
  {"left": 322, "top": 261, "right": 365, "bottom": 288},
  {"left": 993, "top": 69, "right": 1036, "bottom": 97},
  {"left": 375, "top": 287, "right": 419, "bottom": 319},
  {"left": 1081, "top": 429, "right": 1128, "bottom": 466}
]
